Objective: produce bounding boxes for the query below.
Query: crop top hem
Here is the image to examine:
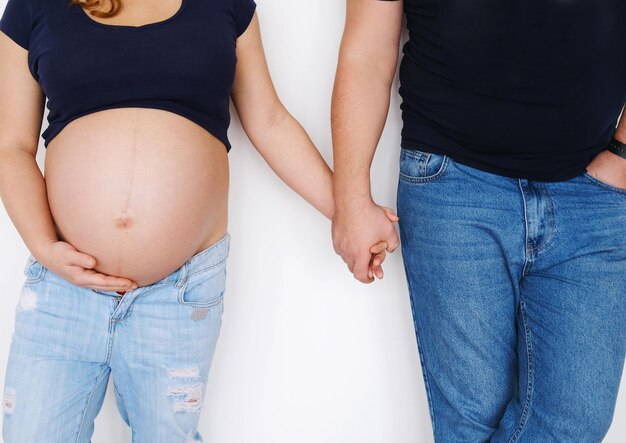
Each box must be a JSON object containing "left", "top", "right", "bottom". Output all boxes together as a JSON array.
[{"left": 42, "top": 103, "right": 232, "bottom": 152}]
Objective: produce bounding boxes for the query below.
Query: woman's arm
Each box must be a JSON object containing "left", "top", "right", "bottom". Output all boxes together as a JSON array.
[
  {"left": 230, "top": 13, "right": 395, "bottom": 279},
  {"left": 0, "top": 33, "right": 136, "bottom": 290},
  {"left": 230, "top": 14, "right": 334, "bottom": 220}
]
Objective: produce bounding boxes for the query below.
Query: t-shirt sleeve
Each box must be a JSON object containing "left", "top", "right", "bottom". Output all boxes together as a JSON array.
[
  {"left": 0, "top": 0, "right": 32, "bottom": 50},
  {"left": 235, "top": 0, "right": 256, "bottom": 37}
]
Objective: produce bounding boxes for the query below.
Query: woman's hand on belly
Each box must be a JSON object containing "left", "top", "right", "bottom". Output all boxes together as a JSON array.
[{"left": 39, "top": 240, "right": 139, "bottom": 291}]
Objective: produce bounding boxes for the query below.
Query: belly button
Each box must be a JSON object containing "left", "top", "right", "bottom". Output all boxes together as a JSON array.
[{"left": 115, "top": 213, "right": 133, "bottom": 229}]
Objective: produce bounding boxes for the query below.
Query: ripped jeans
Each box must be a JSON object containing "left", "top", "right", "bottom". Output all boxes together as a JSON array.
[{"left": 2, "top": 234, "right": 230, "bottom": 443}]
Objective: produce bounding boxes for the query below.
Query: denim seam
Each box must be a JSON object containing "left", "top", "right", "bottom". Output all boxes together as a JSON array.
[
  {"left": 114, "top": 303, "right": 137, "bottom": 322},
  {"left": 525, "top": 185, "right": 557, "bottom": 257},
  {"left": 419, "top": 153, "right": 431, "bottom": 177},
  {"left": 399, "top": 155, "right": 450, "bottom": 183},
  {"left": 535, "top": 185, "right": 556, "bottom": 256},
  {"left": 396, "top": 179, "right": 438, "bottom": 436},
  {"left": 518, "top": 180, "right": 532, "bottom": 277},
  {"left": 113, "top": 383, "right": 137, "bottom": 440},
  {"left": 525, "top": 183, "right": 541, "bottom": 256},
  {"left": 507, "top": 299, "right": 534, "bottom": 443},
  {"left": 401, "top": 258, "right": 437, "bottom": 437},
  {"left": 105, "top": 317, "right": 117, "bottom": 365},
  {"left": 73, "top": 365, "right": 109, "bottom": 443}
]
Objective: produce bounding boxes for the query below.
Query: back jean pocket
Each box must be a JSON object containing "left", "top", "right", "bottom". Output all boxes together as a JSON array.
[
  {"left": 399, "top": 148, "right": 450, "bottom": 183},
  {"left": 178, "top": 262, "right": 227, "bottom": 308}
]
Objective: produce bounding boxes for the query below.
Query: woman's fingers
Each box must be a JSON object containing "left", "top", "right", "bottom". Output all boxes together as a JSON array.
[
  {"left": 370, "top": 241, "right": 388, "bottom": 254},
  {"left": 73, "top": 267, "right": 138, "bottom": 289},
  {"left": 371, "top": 250, "right": 387, "bottom": 268},
  {"left": 89, "top": 286, "right": 130, "bottom": 292},
  {"left": 344, "top": 241, "right": 391, "bottom": 282},
  {"left": 370, "top": 251, "right": 386, "bottom": 279},
  {"left": 66, "top": 249, "right": 97, "bottom": 269},
  {"left": 382, "top": 207, "right": 399, "bottom": 222}
]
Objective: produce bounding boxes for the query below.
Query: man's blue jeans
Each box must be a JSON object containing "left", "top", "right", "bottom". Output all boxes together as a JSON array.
[{"left": 397, "top": 148, "right": 625, "bottom": 442}]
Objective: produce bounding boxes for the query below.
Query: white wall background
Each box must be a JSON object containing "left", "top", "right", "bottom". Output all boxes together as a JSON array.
[{"left": 0, "top": 1, "right": 624, "bottom": 442}]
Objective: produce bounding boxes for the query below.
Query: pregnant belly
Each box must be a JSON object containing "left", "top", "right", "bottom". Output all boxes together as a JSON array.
[{"left": 45, "top": 108, "right": 229, "bottom": 287}]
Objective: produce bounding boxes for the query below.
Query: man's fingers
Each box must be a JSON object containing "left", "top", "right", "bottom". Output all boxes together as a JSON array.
[
  {"left": 353, "top": 256, "right": 374, "bottom": 284},
  {"left": 347, "top": 259, "right": 356, "bottom": 274},
  {"left": 382, "top": 206, "right": 399, "bottom": 222}
]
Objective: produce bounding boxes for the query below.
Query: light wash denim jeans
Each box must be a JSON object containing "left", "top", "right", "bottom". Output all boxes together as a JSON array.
[
  {"left": 397, "top": 148, "right": 626, "bottom": 442},
  {"left": 2, "top": 233, "right": 230, "bottom": 443}
]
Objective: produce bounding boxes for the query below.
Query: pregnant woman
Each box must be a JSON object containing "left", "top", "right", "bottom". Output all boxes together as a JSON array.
[{"left": 0, "top": 0, "right": 391, "bottom": 441}]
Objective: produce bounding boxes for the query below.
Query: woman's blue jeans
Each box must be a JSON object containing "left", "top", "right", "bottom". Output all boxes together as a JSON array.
[
  {"left": 3, "top": 234, "right": 230, "bottom": 443},
  {"left": 397, "top": 148, "right": 625, "bottom": 442}
]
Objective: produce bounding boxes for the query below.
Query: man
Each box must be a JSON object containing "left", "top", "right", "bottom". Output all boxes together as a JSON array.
[{"left": 331, "top": 1, "right": 626, "bottom": 441}]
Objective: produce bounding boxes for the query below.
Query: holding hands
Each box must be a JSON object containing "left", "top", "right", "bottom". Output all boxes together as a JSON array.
[{"left": 332, "top": 199, "right": 400, "bottom": 284}]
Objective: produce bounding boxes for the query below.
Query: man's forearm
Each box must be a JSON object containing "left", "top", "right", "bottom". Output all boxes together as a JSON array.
[
  {"left": 331, "top": 56, "right": 395, "bottom": 210},
  {"left": 332, "top": 0, "right": 404, "bottom": 212}
]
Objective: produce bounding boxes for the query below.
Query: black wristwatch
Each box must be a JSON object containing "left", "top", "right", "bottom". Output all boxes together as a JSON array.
[{"left": 607, "top": 137, "right": 626, "bottom": 160}]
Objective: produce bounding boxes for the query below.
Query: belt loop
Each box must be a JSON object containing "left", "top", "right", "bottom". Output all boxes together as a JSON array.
[{"left": 175, "top": 262, "right": 188, "bottom": 288}]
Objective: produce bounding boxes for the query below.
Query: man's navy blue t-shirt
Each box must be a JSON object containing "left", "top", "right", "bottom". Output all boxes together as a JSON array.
[{"left": 383, "top": 0, "right": 626, "bottom": 181}]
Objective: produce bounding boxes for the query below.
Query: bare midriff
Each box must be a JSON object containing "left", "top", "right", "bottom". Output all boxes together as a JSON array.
[{"left": 45, "top": 108, "right": 229, "bottom": 287}]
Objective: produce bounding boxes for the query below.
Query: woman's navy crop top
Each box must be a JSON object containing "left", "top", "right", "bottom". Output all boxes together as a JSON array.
[{"left": 0, "top": 0, "right": 257, "bottom": 150}]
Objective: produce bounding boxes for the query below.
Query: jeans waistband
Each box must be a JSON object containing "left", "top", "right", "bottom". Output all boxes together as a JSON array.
[
  {"left": 88, "top": 232, "right": 231, "bottom": 297},
  {"left": 173, "top": 232, "right": 230, "bottom": 288}
]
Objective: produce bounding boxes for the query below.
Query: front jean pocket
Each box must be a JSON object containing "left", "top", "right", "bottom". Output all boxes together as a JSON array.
[
  {"left": 399, "top": 148, "right": 450, "bottom": 183},
  {"left": 178, "top": 262, "right": 227, "bottom": 308},
  {"left": 583, "top": 171, "right": 626, "bottom": 197},
  {"left": 23, "top": 255, "right": 46, "bottom": 284}
]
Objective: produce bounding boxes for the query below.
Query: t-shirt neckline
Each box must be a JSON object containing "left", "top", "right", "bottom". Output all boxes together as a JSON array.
[{"left": 74, "top": 0, "right": 188, "bottom": 30}]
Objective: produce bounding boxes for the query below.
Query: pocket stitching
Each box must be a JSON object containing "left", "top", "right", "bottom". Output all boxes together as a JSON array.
[
  {"left": 179, "top": 291, "right": 224, "bottom": 309},
  {"left": 177, "top": 268, "right": 226, "bottom": 308},
  {"left": 583, "top": 171, "right": 626, "bottom": 197},
  {"left": 399, "top": 150, "right": 450, "bottom": 183},
  {"left": 23, "top": 257, "right": 45, "bottom": 284},
  {"left": 178, "top": 290, "right": 224, "bottom": 309},
  {"left": 186, "top": 258, "right": 227, "bottom": 279}
]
